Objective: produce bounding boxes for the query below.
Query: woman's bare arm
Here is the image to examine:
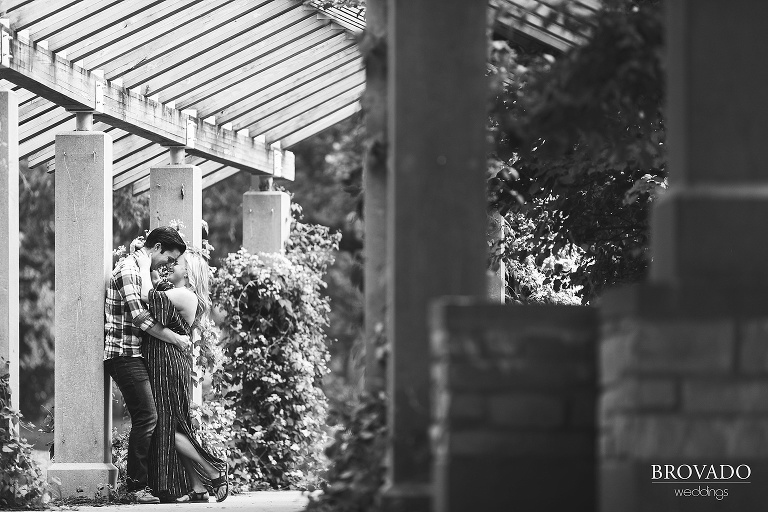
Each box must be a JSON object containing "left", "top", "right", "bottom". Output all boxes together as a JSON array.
[{"left": 162, "top": 288, "right": 198, "bottom": 325}]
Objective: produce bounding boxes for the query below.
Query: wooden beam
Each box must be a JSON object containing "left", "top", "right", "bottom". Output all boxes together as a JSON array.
[
  {"left": 123, "top": 1, "right": 310, "bottom": 93},
  {"left": 241, "top": 66, "right": 364, "bottom": 135},
  {"left": 79, "top": 0, "right": 228, "bottom": 68},
  {"left": 113, "top": 149, "right": 168, "bottom": 190},
  {"left": 201, "top": 167, "right": 242, "bottom": 190},
  {"left": 18, "top": 95, "right": 56, "bottom": 121},
  {"left": 26, "top": 121, "right": 124, "bottom": 169},
  {"left": 131, "top": 156, "right": 219, "bottom": 196},
  {"left": 262, "top": 83, "right": 364, "bottom": 141},
  {"left": 19, "top": 107, "right": 70, "bottom": 142},
  {"left": 280, "top": 101, "right": 361, "bottom": 148},
  {"left": 19, "top": 115, "right": 74, "bottom": 159},
  {"left": 0, "top": 28, "right": 276, "bottom": 174},
  {"left": 113, "top": 133, "right": 154, "bottom": 163},
  {"left": 101, "top": 0, "right": 287, "bottom": 81},
  {"left": 54, "top": 0, "right": 205, "bottom": 59},
  {"left": 489, "top": 0, "right": 593, "bottom": 52},
  {"left": 132, "top": 158, "right": 225, "bottom": 195},
  {"left": 177, "top": 31, "right": 355, "bottom": 111},
  {"left": 213, "top": 52, "right": 362, "bottom": 125},
  {"left": 22, "top": 1, "right": 156, "bottom": 45},
  {"left": 149, "top": 13, "right": 324, "bottom": 103},
  {"left": 35, "top": 0, "right": 167, "bottom": 52},
  {"left": 5, "top": 0, "right": 85, "bottom": 31}
]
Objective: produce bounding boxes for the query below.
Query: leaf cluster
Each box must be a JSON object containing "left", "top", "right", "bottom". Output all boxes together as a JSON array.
[
  {"left": 305, "top": 391, "right": 387, "bottom": 512},
  {"left": 208, "top": 219, "right": 341, "bottom": 490},
  {"left": 488, "top": 0, "right": 666, "bottom": 301},
  {"left": 0, "top": 359, "right": 51, "bottom": 509}
]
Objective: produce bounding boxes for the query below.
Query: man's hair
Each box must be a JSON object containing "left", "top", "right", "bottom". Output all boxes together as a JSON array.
[{"left": 145, "top": 226, "right": 187, "bottom": 255}]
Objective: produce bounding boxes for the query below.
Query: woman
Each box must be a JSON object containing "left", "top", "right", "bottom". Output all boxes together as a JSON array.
[{"left": 136, "top": 247, "right": 229, "bottom": 503}]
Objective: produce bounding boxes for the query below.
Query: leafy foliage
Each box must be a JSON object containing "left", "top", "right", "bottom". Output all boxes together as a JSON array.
[
  {"left": 208, "top": 215, "right": 340, "bottom": 490},
  {"left": 110, "top": 426, "right": 131, "bottom": 497},
  {"left": 499, "top": 213, "right": 583, "bottom": 305},
  {"left": 0, "top": 359, "right": 50, "bottom": 509},
  {"left": 18, "top": 164, "right": 55, "bottom": 423},
  {"left": 488, "top": 0, "right": 665, "bottom": 301},
  {"left": 305, "top": 390, "right": 387, "bottom": 512}
]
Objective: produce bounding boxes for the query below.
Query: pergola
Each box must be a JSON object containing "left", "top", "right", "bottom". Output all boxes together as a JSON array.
[
  {"left": 0, "top": 0, "right": 596, "bottom": 501},
  {"left": 0, "top": 0, "right": 596, "bottom": 195},
  {"left": 0, "top": 0, "right": 372, "bottom": 192}
]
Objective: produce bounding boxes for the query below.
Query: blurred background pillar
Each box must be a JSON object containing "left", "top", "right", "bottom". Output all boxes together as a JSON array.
[
  {"left": 363, "top": 0, "right": 387, "bottom": 393},
  {"left": 600, "top": 1, "right": 768, "bottom": 510},
  {"left": 383, "top": 1, "right": 488, "bottom": 510}
]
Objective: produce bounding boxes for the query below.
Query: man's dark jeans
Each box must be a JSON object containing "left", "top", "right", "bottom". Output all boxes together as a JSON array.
[{"left": 104, "top": 356, "right": 157, "bottom": 493}]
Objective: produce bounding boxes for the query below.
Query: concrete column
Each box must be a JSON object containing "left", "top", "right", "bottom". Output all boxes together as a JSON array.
[
  {"left": 0, "top": 91, "right": 19, "bottom": 430},
  {"left": 47, "top": 112, "right": 118, "bottom": 496},
  {"left": 149, "top": 156, "right": 202, "bottom": 247},
  {"left": 363, "top": 0, "right": 387, "bottom": 393},
  {"left": 149, "top": 153, "right": 203, "bottom": 404},
  {"left": 242, "top": 174, "right": 290, "bottom": 254},
  {"left": 383, "top": 1, "right": 488, "bottom": 510},
  {"left": 600, "top": 1, "right": 768, "bottom": 510}
]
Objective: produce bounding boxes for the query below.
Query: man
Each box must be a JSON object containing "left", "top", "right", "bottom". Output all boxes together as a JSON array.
[{"left": 104, "top": 226, "right": 190, "bottom": 504}]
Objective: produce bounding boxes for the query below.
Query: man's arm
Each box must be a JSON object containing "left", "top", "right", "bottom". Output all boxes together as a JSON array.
[
  {"left": 116, "top": 263, "right": 191, "bottom": 350},
  {"left": 146, "top": 323, "right": 191, "bottom": 350},
  {"left": 116, "top": 261, "right": 156, "bottom": 331}
]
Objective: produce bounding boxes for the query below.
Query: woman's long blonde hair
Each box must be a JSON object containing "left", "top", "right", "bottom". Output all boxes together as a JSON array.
[{"left": 183, "top": 248, "right": 211, "bottom": 328}]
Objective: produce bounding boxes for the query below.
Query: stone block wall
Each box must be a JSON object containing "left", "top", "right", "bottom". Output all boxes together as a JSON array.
[
  {"left": 600, "top": 285, "right": 768, "bottom": 512},
  {"left": 431, "top": 298, "right": 598, "bottom": 512}
]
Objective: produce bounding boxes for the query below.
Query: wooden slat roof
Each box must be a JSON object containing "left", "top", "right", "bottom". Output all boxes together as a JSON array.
[{"left": 0, "top": 0, "right": 590, "bottom": 193}]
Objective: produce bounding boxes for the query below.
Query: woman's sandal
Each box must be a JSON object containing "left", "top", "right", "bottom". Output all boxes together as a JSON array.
[
  {"left": 176, "top": 490, "right": 209, "bottom": 503},
  {"left": 208, "top": 467, "right": 229, "bottom": 503}
]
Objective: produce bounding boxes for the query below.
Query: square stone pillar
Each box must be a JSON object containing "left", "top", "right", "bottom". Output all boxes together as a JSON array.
[
  {"left": 600, "top": 1, "right": 768, "bottom": 510},
  {"left": 47, "top": 120, "right": 118, "bottom": 496},
  {"left": 242, "top": 175, "right": 290, "bottom": 254},
  {"left": 149, "top": 159, "right": 202, "bottom": 249},
  {"left": 0, "top": 90, "right": 19, "bottom": 429},
  {"left": 384, "top": 1, "right": 488, "bottom": 509},
  {"left": 149, "top": 157, "right": 203, "bottom": 404}
]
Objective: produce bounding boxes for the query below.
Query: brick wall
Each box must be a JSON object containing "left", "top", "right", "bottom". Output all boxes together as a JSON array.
[
  {"left": 600, "top": 285, "right": 768, "bottom": 512},
  {"left": 431, "top": 298, "right": 598, "bottom": 512}
]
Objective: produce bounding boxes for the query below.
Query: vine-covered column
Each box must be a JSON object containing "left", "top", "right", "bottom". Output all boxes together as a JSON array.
[
  {"left": 0, "top": 90, "right": 19, "bottom": 431},
  {"left": 383, "top": 1, "right": 488, "bottom": 510},
  {"left": 48, "top": 111, "right": 118, "bottom": 496}
]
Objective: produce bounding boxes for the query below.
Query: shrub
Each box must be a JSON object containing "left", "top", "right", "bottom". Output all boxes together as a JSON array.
[
  {"left": 305, "top": 390, "right": 387, "bottom": 512},
  {"left": 0, "top": 359, "right": 50, "bottom": 509},
  {"left": 209, "top": 218, "right": 340, "bottom": 490}
]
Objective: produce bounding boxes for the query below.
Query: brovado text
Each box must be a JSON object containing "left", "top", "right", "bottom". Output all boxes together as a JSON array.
[{"left": 652, "top": 464, "right": 751, "bottom": 480}]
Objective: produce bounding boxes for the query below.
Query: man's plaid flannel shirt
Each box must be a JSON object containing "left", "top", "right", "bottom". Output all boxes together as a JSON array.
[{"left": 104, "top": 253, "right": 156, "bottom": 360}]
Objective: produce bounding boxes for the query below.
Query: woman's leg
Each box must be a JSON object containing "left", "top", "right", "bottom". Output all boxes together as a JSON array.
[
  {"left": 177, "top": 446, "right": 207, "bottom": 493},
  {"left": 174, "top": 431, "right": 228, "bottom": 501},
  {"left": 174, "top": 431, "right": 219, "bottom": 481}
]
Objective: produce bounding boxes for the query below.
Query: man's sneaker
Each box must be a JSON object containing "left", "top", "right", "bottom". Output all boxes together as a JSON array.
[{"left": 134, "top": 488, "right": 160, "bottom": 504}]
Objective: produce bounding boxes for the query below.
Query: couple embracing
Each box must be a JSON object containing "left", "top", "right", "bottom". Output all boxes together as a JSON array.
[{"left": 103, "top": 226, "right": 229, "bottom": 504}]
